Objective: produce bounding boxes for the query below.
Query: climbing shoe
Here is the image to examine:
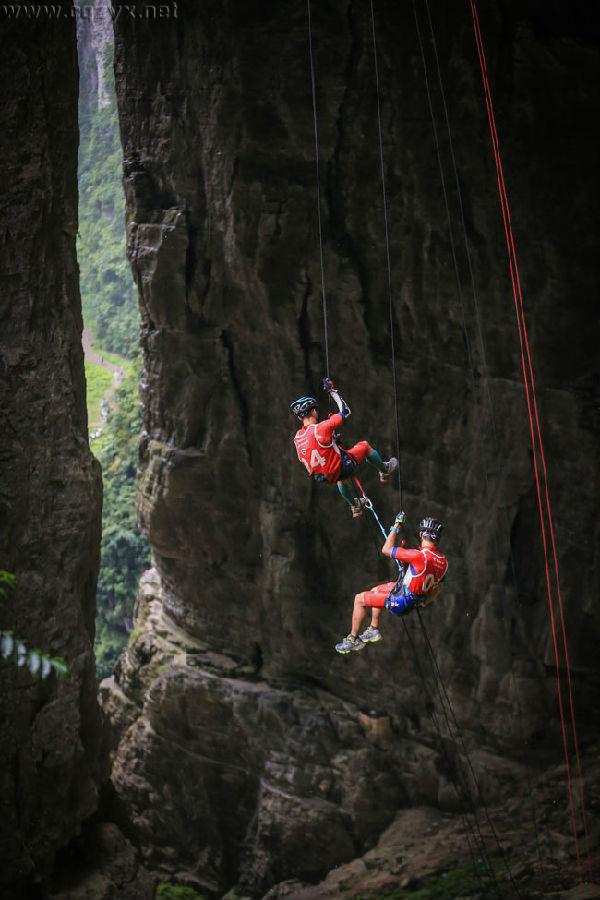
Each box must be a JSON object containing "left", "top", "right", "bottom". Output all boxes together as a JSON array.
[
  {"left": 351, "top": 497, "right": 368, "bottom": 519},
  {"left": 335, "top": 633, "right": 366, "bottom": 654},
  {"left": 359, "top": 625, "right": 382, "bottom": 644},
  {"left": 380, "top": 457, "right": 399, "bottom": 483}
]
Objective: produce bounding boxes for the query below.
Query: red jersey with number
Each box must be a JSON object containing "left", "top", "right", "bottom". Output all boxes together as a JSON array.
[
  {"left": 293, "top": 413, "right": 344, "bottom": 483},
  {"left": 391, "top": 545, "right": 448, "bottom": 596}
]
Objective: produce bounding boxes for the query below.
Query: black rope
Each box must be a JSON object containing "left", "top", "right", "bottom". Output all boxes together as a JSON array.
[
  {"left": 359, "top": 508, "right": 498, "bottom": 895},
  {"left": 422, "top": 0, "right": 499, "bottom": 449},
  {"left": 400, "top": 615, "right": 500, "bottom": 898},
  {"left": 306, "top": 0, "right": 330, "bottom": 379},
  {"left": 411, "top": 2, "right": 491, "bottom": 502},
  {"left": 418, "top": 0, "right": 549, "bottom": 886},
  {"left": 368, "top": 0, "right": 403, "bottom": 506},
  {"left": 416, "top": 609, "right": 523, "bottom": 899},
  {"left": 415, "top": 0, "right": 508, "bottom": 579}
]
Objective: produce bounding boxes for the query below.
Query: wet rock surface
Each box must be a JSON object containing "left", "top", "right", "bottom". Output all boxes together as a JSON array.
[
  {"left": 0, "top": 3, "right": 103, "bottom": 897},
  {"left": 103, "top": 0, "right": 600, "bottom": 894}
]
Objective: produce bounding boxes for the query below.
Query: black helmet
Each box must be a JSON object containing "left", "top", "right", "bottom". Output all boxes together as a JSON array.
[
  {"left": 419, "top": 517, "right": 443, "bottom": 542},
  {"left": 289, "top": 396, "right": 318, "bottom": 418}
]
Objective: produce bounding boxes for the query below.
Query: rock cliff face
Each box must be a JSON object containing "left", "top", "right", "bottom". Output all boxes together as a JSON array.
[
  {"left": 105, "top": 0, "right": 599, "bottom": 895},
  {"left": 0, "top": 4, "right": 103, "bottom": 897},
  {"left": 77, "top": 0, "right": 113, "bottom": 111}
]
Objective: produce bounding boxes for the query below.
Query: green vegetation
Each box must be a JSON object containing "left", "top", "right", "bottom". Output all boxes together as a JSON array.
[
  {"left": 0, "top": 570, "right": 15, "bottom": 599},
  {"left": 99, "top": 348, "right": 134, "bottom": 371},
  {"left": 1, "top": 571, "right": 69, "bottom": 679},
  {"left": 78, "top": 39, "right": 138, "bottom": 357},
  {"left": 155, "top": 884, "right": 206, "bottom": 900},
  {"left": 85, "top": 361, "right": 113, "bottom": 426},
  {"left": 362, "top": 863, "right": 488, "bottom": 899},
  {"left": 78, "top": 25, "right": 149, "bottom": 678},
  {"left": 92, "top": 366, "right": 150, "bottom": 680}
]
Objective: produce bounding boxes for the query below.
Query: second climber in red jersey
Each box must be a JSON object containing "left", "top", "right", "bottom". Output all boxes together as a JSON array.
[
  {"left": 335, "top": 515, "right": 448, "bottom": 652},
  {"left": 290, "top": 379, "right": 398, "bottom": 518}
]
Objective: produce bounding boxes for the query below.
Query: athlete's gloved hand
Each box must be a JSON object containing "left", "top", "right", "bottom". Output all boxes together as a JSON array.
[
  {"left": 394, "top": 511, "right": 407, "bottom": 526},
  {"left": 322, "top": 378, "right": 351, "bottom": 417}
]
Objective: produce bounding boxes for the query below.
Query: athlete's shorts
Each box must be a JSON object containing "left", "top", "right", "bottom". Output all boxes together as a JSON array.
[
  {"left": 361, "top": 582, "right": 397, "bottom": 608},
  {"left": 339, "top": 441, "right": 371, "bottom": 479},
  {"left": 361, "top": 581, "right": 418, "bottom": 617}
]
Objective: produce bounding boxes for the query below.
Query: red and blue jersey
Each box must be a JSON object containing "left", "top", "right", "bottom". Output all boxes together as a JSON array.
[
  {"left": 293, "top": 413, "right": 344, "bottom": 483},
  {"left": 391, "top": 545, "right": 448, "bottom": 596}
]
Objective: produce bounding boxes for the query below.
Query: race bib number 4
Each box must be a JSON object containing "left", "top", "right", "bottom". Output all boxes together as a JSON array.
[{"left": 310, "top": 449, "right": 327, "bottom": 470}]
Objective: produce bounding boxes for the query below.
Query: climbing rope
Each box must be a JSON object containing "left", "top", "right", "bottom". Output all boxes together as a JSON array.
[
  {"left": 413, "top": 0, "right": 548, "bottom": 886},
  {"left": 468, "top": 0, "right": 592, "bottom": 880},
  {"left": 420, "top": 0, "right": 499, "bottom": 452},
  {"left": 416, "top": 608, "right": 522, "bottom": 898},
  {"left": 418, "top": 0, "right": 549, "bottom": 886},
  {"left": 306, "top": 1, "right": 587, "bottom": 884},
  {"left": 350, "top": 473, "right": 402, "bottom": 573},
  {"left": 368, "top": 0, "right": 403, "bottom": 506},
  {"left": 400, "top": 614, "right": 502, "bottom": 897},
  {"left": 360, "top": 502, "right": 502, "bottom": 896},
  {"left": 366, "top": 5, "right": 525, "bottom": 893},
  {"left": 306, "top": 0, "right": 331, "bottom": 379}
]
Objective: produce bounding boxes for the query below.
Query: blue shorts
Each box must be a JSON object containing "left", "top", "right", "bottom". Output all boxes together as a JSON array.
[
  {"left": 385, "top": 585, "right": 418, "bottom": 617},
  {"left": 339, "top": 451, "right": 357, "bottom": 480}
]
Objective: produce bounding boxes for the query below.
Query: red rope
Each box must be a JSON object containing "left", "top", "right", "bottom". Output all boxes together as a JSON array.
[{"left": 468, "top": 0, "right": 592, "bottom": 882}]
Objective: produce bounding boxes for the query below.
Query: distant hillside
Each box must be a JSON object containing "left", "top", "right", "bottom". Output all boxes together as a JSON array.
[
  {"left": 78, "top": 2, "right": 138, "bottom": 359},
  {"left": 77, "top": 2, "right": 148, "bottom": 678}
]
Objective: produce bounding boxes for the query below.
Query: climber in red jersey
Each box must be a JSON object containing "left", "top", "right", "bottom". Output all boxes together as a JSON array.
[
  {"left": 290, "top": 378, "right": 398, "bottom": 518},
  {"left": 335, "top": 515, "right": 448, "bottom": 652}
]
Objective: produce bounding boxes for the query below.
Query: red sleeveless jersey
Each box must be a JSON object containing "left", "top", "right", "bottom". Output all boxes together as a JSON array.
[
  {"left": 392, "top": 545, "right": 448, "bottom": 596},
  {"left": 293, "top": 414, "right": 343, "bottom": 483}
]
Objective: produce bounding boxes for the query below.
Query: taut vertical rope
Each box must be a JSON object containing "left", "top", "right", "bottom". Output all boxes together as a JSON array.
[
  {"left": 469, "top": 0, "right": 591, "bottom": 879},
  {"left": 420, "top": 0, "right": 548, "bottom": 884},
  {"left": 306, "top": 0, "right": 330, "bottom": 378},
  {"left": 369, "top": 0, "right": 403, "bottom": 506}
]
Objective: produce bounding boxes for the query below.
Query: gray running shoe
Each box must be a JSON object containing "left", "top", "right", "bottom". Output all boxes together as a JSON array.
[
  {"left": 359, "top": 625, "right": 382, "bottom": 644},
  {"left": 351, "top": 497, "right": 368, "bottom": 519},
  {"left": 335, "top": 633, "right": 366, "bottom": 654},
  {"left": 380, "top": 456, "right": 399, "bottom": 483}
]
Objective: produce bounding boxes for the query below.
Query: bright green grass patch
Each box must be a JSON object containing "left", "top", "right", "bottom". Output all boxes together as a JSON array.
[
  {"left": 99, "top": 347, "right": 134, "bottom": 374},
  {"left": 85, "top": 361, "right": 113, "bottom": 426},
  {"left": 155, "top": 884, "right": 206, "bottom": 900}
]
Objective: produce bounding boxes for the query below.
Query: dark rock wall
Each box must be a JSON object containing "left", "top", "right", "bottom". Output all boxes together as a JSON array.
[
  {"left": 0, "top": 4, "right": 103, "bottom": 895},
  {"left": 107, "top": 0, "right": 599, "bottom": 893}
]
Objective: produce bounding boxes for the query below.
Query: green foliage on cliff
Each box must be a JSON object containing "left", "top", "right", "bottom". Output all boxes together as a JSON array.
[
  {"left": 92, "top": 366, "right": 150, "bottom": 680},
  {"left": 78, "top": 39, "right": 138, "bottom": 358},
  {"left": 0, "top": 570, "right": 15, "bottom": 599},
  {"left": 1, "top": 571, "right": 69, "bottom": 679},
  {"left": 85, "top": 360, "right": 113, "bottom": 426},
  {"left": 155, "top": 885, "right": 206, "bottom": 900},
  {"left": 78, "top": 21, "right": 148, "bottom": 679}
]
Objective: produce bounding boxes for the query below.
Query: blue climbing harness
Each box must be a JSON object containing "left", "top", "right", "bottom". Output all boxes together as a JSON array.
[{"left": 385, "top": 582, "right": 419, "bottom": 617}]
